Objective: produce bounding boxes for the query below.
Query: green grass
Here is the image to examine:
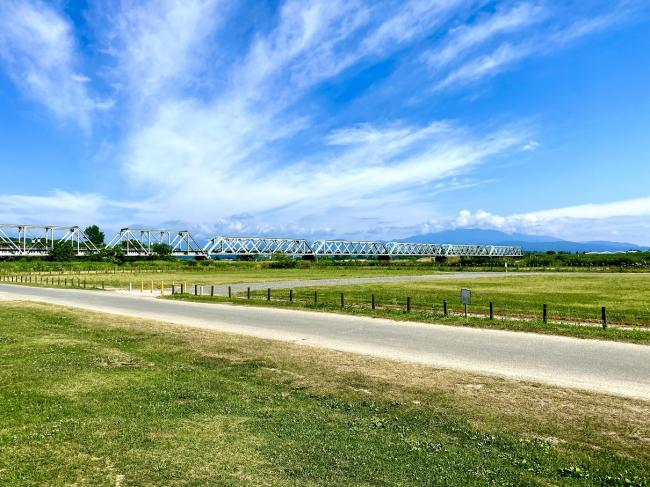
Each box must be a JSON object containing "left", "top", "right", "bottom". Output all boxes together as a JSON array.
[
  {"left": 169, "top": 294, "right": 650, "bottom": 344},
  {"left": 1, "top": 264, "right": 448, "bottom": 289},
  {"left": 1, "top": 303, "right": 648, "bottom": 485},
  {"left": 235, "top": 273, "right": 650, "bottom": 327},
  {"left": 166, "top": 272, "right": 650, "bottom": 343}
]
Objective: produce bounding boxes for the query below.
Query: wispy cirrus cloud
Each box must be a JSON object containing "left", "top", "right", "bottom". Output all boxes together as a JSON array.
[
  {"left": 116, "top": 0, "right": 530, "bottom": 226},
  {"left": 0, "top": 0, "right": 109, "bottom": 130},
  {"left": 429, "top": 1, "right": 645, "bottom": 91},
  {"left": 0, "top": 0, "right": 646, "bottom": 243},
  {"left": 100, "top": 0, "right": 224, "bottom": 101},
  {"left": 425, "top": 2, "right": 546, "bottom": 69}
]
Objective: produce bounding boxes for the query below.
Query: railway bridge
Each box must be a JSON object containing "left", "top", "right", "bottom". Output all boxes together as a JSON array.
[{"left": 0, "top": 224, "right": 523, "bottom": 259}]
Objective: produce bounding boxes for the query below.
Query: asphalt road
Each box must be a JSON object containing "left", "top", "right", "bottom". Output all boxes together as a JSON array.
[
  {"left": 192, "top": 271, "right": 555, "bottom": 295},
  {"left": 1, "top": 283, "right": 649, "bottom": 400}
]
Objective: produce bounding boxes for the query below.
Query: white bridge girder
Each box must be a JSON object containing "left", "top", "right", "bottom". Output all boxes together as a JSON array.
[
  {"left": 204, "top": 236, "right": 523, "bottom": 258},
  {"left": 107, "top": 228, "right": 205, "bottom": 256},
  {"left": 386, "top": 242, "right": 523, "bottom": 257},
  {"left": 203, "top": 237, "right": 313, "bottom": 256},
  {"left": 0, "top": 224, "right": 524, "bottom": 259},
  {"left": 312, "top": 240, "right": 390, "bottom": 256},
  {"left": 0, "top": 224, "right": 98, "bottom": 257}
]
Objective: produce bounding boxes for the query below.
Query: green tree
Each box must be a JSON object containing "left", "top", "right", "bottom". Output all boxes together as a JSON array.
[
  {"left": 268, "top": 251, "right": 297, "bottom": 268},
  {"left": 84, "top": 225, "right": 105, "bottom": 247},
  {"left": 49, "top": 241, "right": 75, "bottom": 261},
  {"left": 151, "top": 243, "right": 173, "bottom": 256}
]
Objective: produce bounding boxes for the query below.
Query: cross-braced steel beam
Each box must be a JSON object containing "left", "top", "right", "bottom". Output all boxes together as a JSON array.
[
  {"left": 203, "top": 236, "right": 523, "bottom": 258},
  {"left": 0, "top": 224, "right": 98, "bottom": 257},
  {"left": 0, "top": 225, "right": 524, "bottom": 260},
  {"left": 312, "top": 240, "right": 390, "bottom": 256},
  {"left": 107, "top": 228, "right": 205, "bottom": 256},
  {"left": 203, "top": 237, "right": 313, "bottom": 256},
  {"left": 386, "top": 242, "right": 523, "bottom": 257}
]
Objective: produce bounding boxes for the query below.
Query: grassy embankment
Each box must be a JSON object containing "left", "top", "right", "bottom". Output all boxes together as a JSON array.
[
  {"left": 169, "top": 273, "right": 650, "bottom": 344},
  {"left": 0, "top": 302, "right": 648, "bottom": 485}
]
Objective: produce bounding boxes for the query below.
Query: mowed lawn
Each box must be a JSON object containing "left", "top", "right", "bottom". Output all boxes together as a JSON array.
[
  {"left": 244, "top": 273, "right": 650, "bottom": 326},
  {"left": 1, "top": 303, "right": 649, "bottom": 485}
]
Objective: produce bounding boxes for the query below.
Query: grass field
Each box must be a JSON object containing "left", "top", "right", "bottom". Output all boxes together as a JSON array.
[
  {"left": 233, "top": 273, "right": 650, "bottom": 326},
  {"left": 1, "top": 302, "right": 648, "bottom": 485},
  {"left": 1, "top": 264, "right": 447, "bottom": 289},
  {"left": 164, "top": 273, "right": 650, "bottom": 343}
]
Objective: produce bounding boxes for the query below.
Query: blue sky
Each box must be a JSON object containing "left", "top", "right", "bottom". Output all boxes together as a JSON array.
[{"left": 0, "top": 0, "right": 649, "bottom": 244}]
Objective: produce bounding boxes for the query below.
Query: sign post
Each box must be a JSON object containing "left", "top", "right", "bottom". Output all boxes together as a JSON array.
[{"left": 460, "top": 288, "right": 471, "bottom": 318}]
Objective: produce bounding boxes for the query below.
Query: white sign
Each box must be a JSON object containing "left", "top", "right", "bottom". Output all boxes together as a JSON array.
[{"left": 460, "top": 288, "right": 471, "bottom": 305}]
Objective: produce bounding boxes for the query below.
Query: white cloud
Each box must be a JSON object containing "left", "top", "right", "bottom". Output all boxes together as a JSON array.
[
  {"left": 426, "top": 2, "right": 546, "bottom": 69},
  {"left": 0, "top": 191, "right": 147, "bottom": 230},
  {"left": 112, "top": 0, "right": 532, "bottom": 228},
  {"left": 428, "top": 197, "right": 650, "bottom": 244},
  {"left": 0, "top": 0, "right": 108, "bottom": 130},
  {"left": 522, "top": 140, "right": 539, "bottom": 151},
  {"left": 434, "top": 42, "right": 530, "bottom": 90},
  {"left": 0, "top": 0, "right": 644, "bottom": 245},
  {"left": 429, "top": 2, "right": 640, "bottom": 91},
  {"left": 514, "top": 197, "right": 650, "bottom": 221},
  {"left": 124, "top": 115, "right": 527, "bottom": 223},
  {"left": 361, "top": 0, "right": 464, "bottom": 54},
  {"left": 104, "top": 0, "right": 223, "bottom": 100}
]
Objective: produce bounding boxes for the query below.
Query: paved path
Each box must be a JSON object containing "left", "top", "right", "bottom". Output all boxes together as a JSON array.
[
  {"left": 1, "top": 284, "right": 649, "bottom": 400},
  {"left": 185, "top": 271, "right": 551, "bottom": 295}
]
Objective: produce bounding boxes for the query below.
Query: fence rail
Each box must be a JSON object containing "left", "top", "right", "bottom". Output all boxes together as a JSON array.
[{"left": 4, "top": 275, "right": 643, "bottom": 330}]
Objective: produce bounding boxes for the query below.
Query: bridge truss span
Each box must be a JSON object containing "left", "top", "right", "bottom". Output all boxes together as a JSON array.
[
  {"left": 0, "top": 224, "right": 523, "bottom": 259},
  {"left": 204, "top": 236, "right": 523, "bottom": 258},
  {"left": 107, "top": 228, "right": 205, "bottom": 257},
  {"left": 387, "top": 242, "right": 523, "bottom": 257},
  {"left": 203, "top": 237, "right": 314, "bottom": 257},
  {"left": 312, "top": 240, "right": 390, "bottom": 257},
  {"left": 0, "top": 224, "right": 98, "bottom": 257}
]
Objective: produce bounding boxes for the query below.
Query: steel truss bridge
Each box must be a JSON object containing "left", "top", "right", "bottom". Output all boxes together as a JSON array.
[
  {"left": 0, "top": 224, "right": 98, "bottom": 257},
  {"left": 107, "top": 228, "right": 205, "bottom": 257},
  {"left": 203, "top": 237, "right": 522, "bottom": 258},
  {"left": 0, "top": 224, "right": 523, "bottom": 258}
]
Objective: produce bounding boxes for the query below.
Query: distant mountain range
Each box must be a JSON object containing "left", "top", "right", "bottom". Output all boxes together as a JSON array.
[{"left": 401, "top": 229, "right": 647, "bottom": 253}]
